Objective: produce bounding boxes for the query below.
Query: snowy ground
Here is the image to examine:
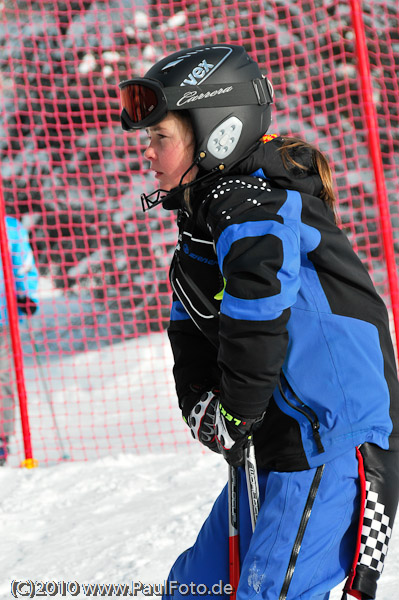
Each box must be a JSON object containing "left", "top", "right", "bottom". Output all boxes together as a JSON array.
[
  {"left": 1, "top": 280, "right": 398, "bottom": 598},
  {"left": 0, "top": 450, "right": 398, "bottom": 600}
]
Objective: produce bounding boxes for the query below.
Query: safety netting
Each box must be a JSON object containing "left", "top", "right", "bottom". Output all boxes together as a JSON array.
[{"left": 0, "top": 0, "right": 398, "bottom": 465}]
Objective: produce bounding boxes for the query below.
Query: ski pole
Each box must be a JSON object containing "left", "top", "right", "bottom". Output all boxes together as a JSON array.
[
  {"left": 228, "top": 464, "right": 240, "bottom": 599},
  {"left": 229, "top": 439, "right": 260, "bottom": 596},
  {"left": 244, "top": 438, "right": 260, "bottom": 532},
  {"left": 27, "top": 327, "right": 70, "bottom": 460}
]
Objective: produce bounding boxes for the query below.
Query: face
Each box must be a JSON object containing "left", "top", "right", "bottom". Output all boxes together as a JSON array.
[{"left": 144, "top": 113, "right": 198, "bottom": 191}]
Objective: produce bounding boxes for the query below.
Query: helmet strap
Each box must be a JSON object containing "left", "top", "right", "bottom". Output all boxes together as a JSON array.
[{"left": 140, "top": 156, "right": 216, "bottom": 212}]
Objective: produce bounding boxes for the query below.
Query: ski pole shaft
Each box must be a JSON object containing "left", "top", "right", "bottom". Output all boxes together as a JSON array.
[
  {"left": 244, "top": 438, "right": 260, "bottom": 532},
  {"left": 228, "top": 464, "right": 240, "bottom": 599}
]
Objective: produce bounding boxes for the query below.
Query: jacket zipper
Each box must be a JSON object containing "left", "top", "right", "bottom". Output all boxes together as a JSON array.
[
  {"left": 279, "top": 464, "right": 325, "bottom": 600},
  {"left": 278, "top": 375, "right": 325, "bottom": 454}
]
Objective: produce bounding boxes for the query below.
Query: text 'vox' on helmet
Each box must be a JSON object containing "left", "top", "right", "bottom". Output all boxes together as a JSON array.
[{"left": 121, "top": 44, "right": 274, "bottom": 172}]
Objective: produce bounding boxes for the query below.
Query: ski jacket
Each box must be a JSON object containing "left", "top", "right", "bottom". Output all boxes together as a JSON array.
[
  {"left": 167, "top": 136, "right": 399, "bottom": 472},
  {"left": 0, "top": 216, "right": 39, "bottom": 327}
]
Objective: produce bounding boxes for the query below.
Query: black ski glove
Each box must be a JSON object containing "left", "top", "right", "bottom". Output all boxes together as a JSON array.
[
  {"left": 180, "top": 386, "right": 264, "bottom": 465},
  {"left": 214, "top": 403, "right": 264, "bottom": 467},
  {"left": 180, "top": 385, "right": 220, "bottom": 453}
]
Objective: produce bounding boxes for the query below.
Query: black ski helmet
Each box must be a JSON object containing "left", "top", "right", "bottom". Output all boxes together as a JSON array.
[{"left": 121, "top": 44, "right": 273, "bottom": 172}]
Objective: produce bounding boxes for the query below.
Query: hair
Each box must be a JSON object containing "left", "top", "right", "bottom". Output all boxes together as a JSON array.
[
  {"left": 170, "top": 110, "right": 194, "bottom": 142},
  {"left": 169, "top": 110, "right": 197, "bottom": 211},
  {"left": 278, "top": 136, "right": 337, "bottom": 221}
]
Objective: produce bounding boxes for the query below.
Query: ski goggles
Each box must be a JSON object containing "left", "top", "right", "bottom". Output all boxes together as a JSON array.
[{"left": 118, "top": 77, "right": 273, "bottom": 131}]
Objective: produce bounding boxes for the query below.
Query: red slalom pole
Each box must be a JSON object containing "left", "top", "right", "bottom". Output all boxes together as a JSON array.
[
  {"left": 228, "top": 464, "right": 240, "bottom": 598},
  {"left": 349, "top": 0, "right": 399, "bottom": 354},
  {"left": 0, "top": 179, "right": 38, "bottom": 468}
]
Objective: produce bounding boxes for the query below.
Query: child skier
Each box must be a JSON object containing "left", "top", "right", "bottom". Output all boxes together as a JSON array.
[{"left": 119, "top": 44, "right": 399, "bottom": 600}]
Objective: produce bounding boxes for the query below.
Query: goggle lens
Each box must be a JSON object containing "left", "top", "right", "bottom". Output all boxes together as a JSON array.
[{"left": 120, "top": 84, "right": 159, "bottom": 123}]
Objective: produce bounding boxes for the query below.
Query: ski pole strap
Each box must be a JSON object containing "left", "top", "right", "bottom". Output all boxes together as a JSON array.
[{"left": 244, "top": 438, "right": 260, "bottom": 532}]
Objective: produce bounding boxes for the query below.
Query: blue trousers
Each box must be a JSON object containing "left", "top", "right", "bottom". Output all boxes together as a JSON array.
[{"left": 163, "top": 448, "right": 360, "bottom": 600}]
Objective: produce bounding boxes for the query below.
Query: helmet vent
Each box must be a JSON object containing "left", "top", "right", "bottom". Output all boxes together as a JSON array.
[{"left": 207, "top": 116, "right": 243, "bottom": 159}]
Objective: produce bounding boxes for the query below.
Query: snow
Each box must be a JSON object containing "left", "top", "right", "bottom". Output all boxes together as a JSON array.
[
  {"left": 0, "top": 449, "right": 398, "bottom": 599},
  {"left": 0, "top": 452, "right": 223, "bottom": 597},
  {"left": 0, "top": 282, "right": 398, "bottom": 598}
]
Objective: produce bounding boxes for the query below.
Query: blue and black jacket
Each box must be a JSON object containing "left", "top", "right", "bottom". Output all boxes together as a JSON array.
[{"left": 167, "top": 136, "right": 399, "bottom": 474}]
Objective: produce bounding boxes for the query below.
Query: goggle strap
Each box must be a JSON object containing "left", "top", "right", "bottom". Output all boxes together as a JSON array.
[{"left": 163, "top": 78, "right": 272, "bottom": 110}]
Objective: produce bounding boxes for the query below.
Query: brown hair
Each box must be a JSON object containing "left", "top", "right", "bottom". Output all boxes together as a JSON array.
[
  {"left": 170, "top": 110, "right": 196, "bottom": 211},
  {"left": 171, "top": 110, "right": 194, "bottom": 145},
  {"left": 278, "top": 137, "right": 337, "bottom": 221}
]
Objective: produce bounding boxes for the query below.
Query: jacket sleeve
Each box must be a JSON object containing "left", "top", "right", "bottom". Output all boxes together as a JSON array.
[
  {"left": 207, "top": 185, "right": 301, "bottom": 418},
  {"left": 168, "top": 292, "right": 221, "bottom": 402}
]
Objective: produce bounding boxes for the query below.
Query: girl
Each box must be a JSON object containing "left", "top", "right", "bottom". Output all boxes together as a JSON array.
[{"left": 119, "top": 44, "right": 399, "bottom": 600}]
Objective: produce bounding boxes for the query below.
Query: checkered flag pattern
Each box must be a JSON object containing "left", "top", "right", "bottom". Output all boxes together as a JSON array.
[{"left": 358, "top": 481, "right": 392, "bottom": 573}]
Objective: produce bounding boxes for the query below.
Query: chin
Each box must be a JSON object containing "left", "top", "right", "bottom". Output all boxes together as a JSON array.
[
  {"left": 161, "top": 182, "right": 174, "bottom": 191},
  {"left": 156, "top": 178, "right": 169, "bottom": 190}
]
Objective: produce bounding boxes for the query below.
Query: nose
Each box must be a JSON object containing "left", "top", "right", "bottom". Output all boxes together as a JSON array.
[{"left": 144, "top": 142, "right": 156, "bottom": 161}]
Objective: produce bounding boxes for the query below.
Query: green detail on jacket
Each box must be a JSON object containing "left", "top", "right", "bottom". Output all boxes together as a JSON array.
[{"left": 214, "top": 278, "right": 226, "bottom": 301}]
